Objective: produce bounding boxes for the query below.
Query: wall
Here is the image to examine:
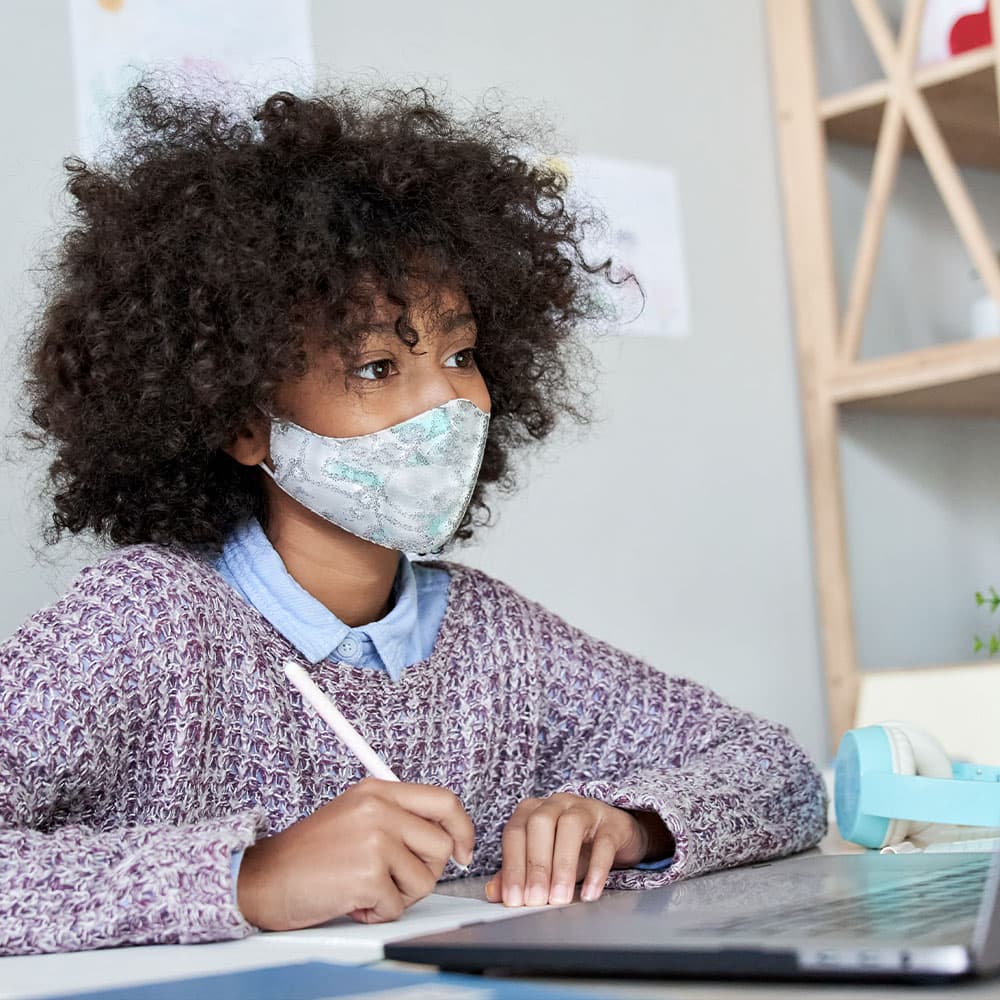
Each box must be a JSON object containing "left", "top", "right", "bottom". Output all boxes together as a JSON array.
[{"left": 0, "top": 2, "right": 828, "bottom": 760}]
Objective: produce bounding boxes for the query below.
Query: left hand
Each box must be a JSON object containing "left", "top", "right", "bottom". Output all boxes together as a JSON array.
[{"left": 483, "top": 793, "right": 671, "bottom": 908}]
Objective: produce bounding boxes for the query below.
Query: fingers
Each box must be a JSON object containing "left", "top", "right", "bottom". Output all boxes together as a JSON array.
[
  {"left": 491, "top": 795, "right": 635, "bottom": 908},
  {"left": 353, "top": 787, "right": 460, "bottom": 881},
  {"left": 365, "top": 778, "right": 475, "bottom": 866},
  {"left": 386, "top": 836, "right": 442, "bottom": 910},
  {"left": 348, "top": 868, "right": 405, "bottom": 924},
  {"left": 241, "top": 779, "right": 475, "bottom": 932},
  {"left": 499, "top": 795, "right": 591, "bottom": 907},
  {"left": 498, "top": 799, "right": 530, "bottom": 906},
  {"left": 522, "top": 805, "right": 559, "bottom": 907},
  {"left": 349, "top": 834, "right": 439, "bottom": 923},
  {"left": 549, "top": 808, "right": 590, "bottom": 904},
  {"left": 398, "top": 811, "right": 457, "bottom": 880},
  {"left": 580, "top": 832, "right": 618, "bottom": 901},
  {"left": 516, "top": 801, "right": 588, "bottom": 905}
]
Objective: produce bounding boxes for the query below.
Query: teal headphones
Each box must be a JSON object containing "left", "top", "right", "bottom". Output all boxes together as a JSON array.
[{"left": 834, "top": 722, "right": 1000, "bottom": 849}]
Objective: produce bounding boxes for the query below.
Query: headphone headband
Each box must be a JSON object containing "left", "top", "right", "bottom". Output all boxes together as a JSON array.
[{"left": 860, "top": 773, "right": 1000, "bottom": 827}]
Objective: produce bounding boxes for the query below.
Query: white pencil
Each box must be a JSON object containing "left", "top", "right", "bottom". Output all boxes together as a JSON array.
[{"left": 283, "top": 659, "right": 469, "bottom": 872}]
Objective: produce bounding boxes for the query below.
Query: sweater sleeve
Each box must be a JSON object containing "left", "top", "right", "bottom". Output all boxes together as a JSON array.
[
  {"left": 529, "top": 605, "right": 827, "bottom": 891},
  {"left": 0, "top": 575, "right": 267, "bottom": 956}
]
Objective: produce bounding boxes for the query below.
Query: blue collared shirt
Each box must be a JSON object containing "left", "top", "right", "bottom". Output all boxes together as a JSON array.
[{"left": 214, "top": 517, "right": 450, "bottom": 681}]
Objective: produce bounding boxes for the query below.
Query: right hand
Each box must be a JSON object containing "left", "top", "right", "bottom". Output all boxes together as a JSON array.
[{"left": 236, "top": 777, "right": 475, "bottom": 930}]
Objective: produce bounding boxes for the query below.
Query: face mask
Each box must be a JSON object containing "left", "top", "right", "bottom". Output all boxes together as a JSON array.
[{"left": 259, "top": 398, "right": 490, "bottom": 554}]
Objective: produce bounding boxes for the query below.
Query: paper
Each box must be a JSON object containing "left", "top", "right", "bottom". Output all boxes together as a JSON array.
[
  {"left": 258, "top": 892, "right": 564, "bottom": 965},
  {"left": 918, "top": 0, "right": 985, "bottom": 66},
  {"left": 69, "top": 0, "right": 314, "bottom": 161},
  {"left": 545, "top": 154, "right": 690, "bottom": 338}
]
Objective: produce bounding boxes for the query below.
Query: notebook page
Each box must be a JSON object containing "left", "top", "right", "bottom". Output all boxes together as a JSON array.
[{"left": 256, "top": 892, "right": 570, "bottom": 965}]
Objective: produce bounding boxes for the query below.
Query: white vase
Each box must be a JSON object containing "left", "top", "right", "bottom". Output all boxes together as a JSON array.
[{"left": 970, "top": 292, "right": 1000, "bottom": 339}]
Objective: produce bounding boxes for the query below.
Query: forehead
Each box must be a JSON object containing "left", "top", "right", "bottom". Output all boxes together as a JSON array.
[
  {"left": 344, "top": 279, "right": 471, "bottom": 329},
  {"left": 303, "top": 278, "right": 475, "bottom": 365}
]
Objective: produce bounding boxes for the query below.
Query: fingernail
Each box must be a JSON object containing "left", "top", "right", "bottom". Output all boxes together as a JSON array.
[
  {"left": 505, "top": 884, "right": 523, "bottom": 907},
  {"left": 581, "top": 884, "right": 600, "bottom": 902},
  {"left": 484, "top": 881, "right": 497, "bottom": 902},
  {"left": 550, "top": 884, "right": 572, "bottom": 905},
  {"left": 525, "top": 886, "right": 547, "bottom": 907}
]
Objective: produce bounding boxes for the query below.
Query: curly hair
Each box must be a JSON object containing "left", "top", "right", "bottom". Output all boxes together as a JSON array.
[{"left": 23, "top": 77, "right": 623, "bottom": 549}]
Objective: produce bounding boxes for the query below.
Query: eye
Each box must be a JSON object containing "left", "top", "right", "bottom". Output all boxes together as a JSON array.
[
  {"left": 354, "top": 359, "right": 395, "bottom": 381},
  {"left": 444, "top": 348, "right": 477, "bottom": 369}
]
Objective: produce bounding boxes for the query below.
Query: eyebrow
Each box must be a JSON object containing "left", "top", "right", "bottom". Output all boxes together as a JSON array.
[
  {"left": 442, "top": 312, "right": 477, "bottom": 333},
  {"left": 346, "top": 312, "right": 477, "bottom": 337}
]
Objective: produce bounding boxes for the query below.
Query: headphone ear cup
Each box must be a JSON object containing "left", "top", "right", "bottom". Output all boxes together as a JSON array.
[
  {"left": 883, "top": 721, "right": 952, "bottom": 839},
  {"left": 881, "top": 724, "right": 917, "bottom": 846},
  {"left": 883, "top": 721, "right": 952, "bottom": 779}
]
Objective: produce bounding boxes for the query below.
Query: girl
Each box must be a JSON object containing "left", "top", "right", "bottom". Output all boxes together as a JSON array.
[{"left": 0, "top": 81, "right": 826, "bottom": 955}]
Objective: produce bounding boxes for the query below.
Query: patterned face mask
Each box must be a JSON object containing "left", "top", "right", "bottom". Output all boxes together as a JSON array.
[{"left": 259, "top": 398, "right": 490, "bottom": 554}]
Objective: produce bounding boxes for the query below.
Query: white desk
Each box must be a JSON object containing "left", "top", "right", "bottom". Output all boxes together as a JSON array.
[{"left": 3, "top": 835, "right": 999, "bottom": 1000}]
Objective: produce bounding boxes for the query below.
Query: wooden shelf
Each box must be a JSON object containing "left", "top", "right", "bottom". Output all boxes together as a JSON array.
[
  {"left": 767, "top": 1, "right": 1000, "bottom": 749},
  {"left": 864, "top": 659, "right": 989, "bottom": 673},
  {"left": 821, "top": 47, "right": 1000, "bottom": 169},
  {"left": 832, "top": 339, "right": 1000, "bottom": 416}
]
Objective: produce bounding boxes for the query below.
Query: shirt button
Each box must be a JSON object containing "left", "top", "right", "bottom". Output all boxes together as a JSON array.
[{"left": 337, "top": 635, "right": 360, "bottom": 659}]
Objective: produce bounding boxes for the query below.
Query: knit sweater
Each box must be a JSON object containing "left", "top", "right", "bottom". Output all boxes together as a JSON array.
[{"left": 0, "top": 544, "right": 827, "bottom": 956}]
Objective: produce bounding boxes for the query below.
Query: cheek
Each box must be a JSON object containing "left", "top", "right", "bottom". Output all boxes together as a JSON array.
[
  {"left": 273, "top": 378, "right": 381, "bottom": 437},
  {"left": 469, "top": 372, "right": 492, "bottom": 414}
]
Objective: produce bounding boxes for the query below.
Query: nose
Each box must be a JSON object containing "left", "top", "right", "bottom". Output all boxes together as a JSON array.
[{"left": 409, "top": 361, "right": 463, "bottom": 416}]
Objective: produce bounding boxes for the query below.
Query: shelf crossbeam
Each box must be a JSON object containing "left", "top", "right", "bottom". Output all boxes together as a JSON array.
[
  {"left": 819, "top": 47, "right": 997, "bottom": 123},
  {"left": 832, "top": 339, "right": 1000, "bottom": 415},
  {"left": 852, "top": 0, "right": 1000, "bottom": 350},
  {"left": 840, "top": 0, "right": 924, "bottom": 363}
]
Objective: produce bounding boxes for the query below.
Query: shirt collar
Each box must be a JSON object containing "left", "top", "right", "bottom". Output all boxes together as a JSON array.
[{"left": 217, "top": 518, "right": 421, "bottom": 681}]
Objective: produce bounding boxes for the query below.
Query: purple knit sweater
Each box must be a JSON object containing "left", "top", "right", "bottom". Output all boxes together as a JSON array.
[{"left": 0, "top": 544, "right": 826, "bottom": 955}]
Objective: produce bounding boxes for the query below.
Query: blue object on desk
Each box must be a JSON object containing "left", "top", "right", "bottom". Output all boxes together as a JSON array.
[
  {"left": 835, "top": 723, "right": 1000, "bottom": 849},
  {"left": 49, "top": 960, "right": 590, "bottom": 999}
]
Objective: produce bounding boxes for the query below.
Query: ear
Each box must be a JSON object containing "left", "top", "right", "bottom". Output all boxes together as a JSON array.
[{"left": 224, "top": 415, "right": 270, "bottom": 467}]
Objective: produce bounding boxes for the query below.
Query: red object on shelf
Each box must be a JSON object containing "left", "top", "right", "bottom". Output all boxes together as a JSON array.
[{"left": 949, "top": 1, "right": 992, "bottom": 55}]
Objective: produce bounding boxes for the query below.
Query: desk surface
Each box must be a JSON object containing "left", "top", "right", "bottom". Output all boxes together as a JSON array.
[{"left": 3, "top": 835, "right": 999, "bottom": 1000}]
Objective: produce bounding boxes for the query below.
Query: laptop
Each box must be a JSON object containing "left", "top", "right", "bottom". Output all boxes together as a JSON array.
[{"left": 385, "top": 849, "right": 1000, "bottom": 983}]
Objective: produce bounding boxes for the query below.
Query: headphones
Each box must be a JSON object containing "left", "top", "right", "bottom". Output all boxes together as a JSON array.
[{"left": 834, "top": 722, "right": 1000, "bottom": 849}]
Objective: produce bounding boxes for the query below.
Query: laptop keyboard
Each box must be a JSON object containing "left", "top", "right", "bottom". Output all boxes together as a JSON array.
[{"left": 688, "top": 861, "right": 989, "bottom": 941}]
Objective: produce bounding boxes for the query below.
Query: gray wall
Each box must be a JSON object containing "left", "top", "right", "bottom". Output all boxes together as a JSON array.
[{"left": 1, "top": 2, "right": 828, "bottom": 760}]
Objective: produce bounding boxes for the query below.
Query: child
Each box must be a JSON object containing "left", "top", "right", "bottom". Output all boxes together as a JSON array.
[{"left": 0, "top": 80, "right": 826, "bottom": 955}]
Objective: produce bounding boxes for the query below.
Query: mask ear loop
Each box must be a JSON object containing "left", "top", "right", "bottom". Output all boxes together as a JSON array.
[{"left": 254, "top": 403, "right": 278, "bottom": 480}]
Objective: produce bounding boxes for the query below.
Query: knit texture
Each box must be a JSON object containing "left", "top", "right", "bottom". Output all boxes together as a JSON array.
[{"left": 0, "top": 545, "right": 827, "bottom": 955}]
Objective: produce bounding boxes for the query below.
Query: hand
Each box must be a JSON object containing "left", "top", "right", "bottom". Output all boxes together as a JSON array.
[
  {"left": 237, "top": 777, "right": 475, "bottom": 930},
  {"left": 484, "top": 794, "right": 672, "bottom": 907}
]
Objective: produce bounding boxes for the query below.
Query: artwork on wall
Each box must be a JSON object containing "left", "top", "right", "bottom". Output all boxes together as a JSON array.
[
  {"left": 69, "top": 0, "right": 314, "bottom": 162},
  {"left": 545, "top": 154, "right": 691, "bottom": 338},
  {"left": 918, "top": 0, "right": 991, "bottom": 65}
]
